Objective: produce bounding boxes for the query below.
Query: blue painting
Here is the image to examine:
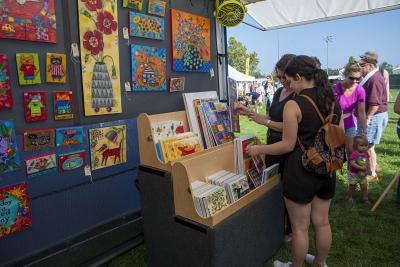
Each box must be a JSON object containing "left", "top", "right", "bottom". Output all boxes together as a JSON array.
[
  {"left": 56, "top": 127, "right": 84, "bottom": 147},
  {"left": 0, "top": 120, "right": 20, "bottom": 174},
  {"left": 129, "top": 12, "right": 164, "bottom": 40}
]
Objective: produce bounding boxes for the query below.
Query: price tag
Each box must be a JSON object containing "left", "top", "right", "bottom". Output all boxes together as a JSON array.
[
  {"left": 84, "top": 165, "right": 91, "bottom": 176},
  {"left": 123, "top": 27, "right": 129, "bottom": 40},
  {"left": 125, "top": 81, "right": 131, "bottom": 92},
  {"left": 71, "top": 43, "right": 80, "bottom": 57}
]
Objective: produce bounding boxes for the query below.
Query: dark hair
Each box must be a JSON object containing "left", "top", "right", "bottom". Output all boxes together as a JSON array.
[
  {"left": 284, "top": 55, "right": 336, "bottom": 114},
  {"left": 312, "top": 56, "right": 321, "bottom": 68},
  {"left": 353, "top": 135, "right": 368, "bottom": 150},
  {"left": 343, "top": 56, "right": 361, "bottom": 77},
  {"left": 275, "top": 54, "right": 296, "bottom": 72}
]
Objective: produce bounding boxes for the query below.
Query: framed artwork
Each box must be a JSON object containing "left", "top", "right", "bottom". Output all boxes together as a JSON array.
[
  {"left": 130, "top": 44, "right": 166, "bottom": 92},
  {"left": 56, "top": 127, "right": 84, "bottom": 147},
  {"left": 58, "top": 150, "right": 86, "bottom": 173},
  {"left": 228, "top": 78, "right": 240, "bottom": 132},
  {"left": 122, "top": 0, "right": 143, "bottom": 11},
  {"left": 0, "top": 0, "right": 56, "bottom": 43},
  {"left": 169, "top": 77, "right": 185, "bottom": 92},
  {"left": 25, "top": 153, "right": 57, "bottom": 178},
  {"left": 23, "top": 91, "right": 47, "bottom": 123},
  {"left": 0, "top": 183, "right": 32, "bottom": 239},
  {"left": 129, "top": 12, "right": 164, "bottom": 40},
  {"left": 16, "top": 53, "right": 41, "bottom": 85},
  {"left": 89, "top": 125, "right": 126, "bottom": 170},
  {"left": 54, "top": 91, "right": 74, "bottom": 120},
  {"left": 0, "top": 54, "right": 13, "bottom": 109},
  {"left": 0, "top": 120, "right": 20, "bottom": 174},
  {"left": 78, "top": 0, "right": 122, "bottom": 116},
  {"left": 46, "top": 53, "right": 66, "bottom": 83},
  {"left": 171, "top": 9, "right": 211, "bottom": 72},
  {"left": 148, "top": 0, "right": 166, "bottom": 17},
  {"left": 23, "top": 128, "right": 55, "bottom": 152}
]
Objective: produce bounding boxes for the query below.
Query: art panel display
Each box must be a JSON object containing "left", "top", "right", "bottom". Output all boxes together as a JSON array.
[
  {"left": 169, "top": 77, "right": 185, "bottom": 92},
  {"left": 130, "top": 44, "right": 166, "bottom": 92},
  {"left": 0, "top": 0, "right": 56, "bottom": 43},
  {"left": 0, "top": 183, "right": 32, "bottom": 238},
  {"left": 78, "top": 0, "right": 122, "bottom": 116},
  {"left": 25, "top": 153, "right": 57, "bottom": 177},
  {"left": 16, "top": 53, "right": 41, "bottom": 85},
  {"left": 58, "top": 150, "right": 86, "bottom": 173},
  {"left": 56, "top": 127, "right": 84, "bottom": 147},
  {"left": 46, "top": 53, "right": 66, "bottom": 83},
  {"left": 148, "top": 0, "right": 166, "bottom": 17},
  {"left": 23, "top": 91, "right": 47, "bottom": 122},
  {"left": 23, "top": 128, "right": 55, "bottom": 152},
  {"left": 122, "top": 0, "right": 143, "bottom": 11},
  {"left": 89, "top": 125, "right": 126, "bottom": 170},
  {"left": 0, "top": 54, "right": 13, "bottom": 110},
  {"left": 54, "top": 91, "right": 74, "bottom": 120},
  {"left": 129, "top": 12, "right": 164, "bottom": 40},
  {"left": 0, "top": 120, "right": 20, "bottom": 174},
  {"left": 228, "top": 78, "right": 240, "bottom": 132},
  {"left": 171, "top": 9, "right": 211, "bottom": 72}
]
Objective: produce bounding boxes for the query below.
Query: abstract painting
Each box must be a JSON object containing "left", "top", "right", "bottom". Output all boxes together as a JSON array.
[
  {"left": 58, "top": 150, "right": 85, "bottom": 173},
  {"left": 54, "top": 91, "right": 74, "bottom": 120},
  {"left": 25, "top": 153, "right": 57, "bottom": 177},
  {"left": 78, "top": 0, "right": 122, "bottom": 116},
  {"left": 89, "top": 125, "right": 126, "bottom": 170},
  {"left": 171, "top": 9, "right": 211, "bottom": 72},
  {"left": 228, "top": 78, "right": 240, "bottom": 132},
  {"left": 46, "top": 53, "right": 66, "bottom": 83},
  {"left": 148, "top": 0, "right": 166, "bottom": 17},
  {"left": 23, "top": 91, "right": 47, "bottom": 122},
  {"left": 0, "top": 183, "right": 32, "bottom": 239},
  {"left": 169, "top": 77, "right": 185, "bottom": 92},
  {"left": 0, "top": 0, "right": 56, "bottom": 43},
  {"left": 16, "top": 53, "right": 41, "bottom": 85},
  {"left": 130, "top": 44, "right": 166, "bottom": 92},
  {"left": 0, "top": 120, "right": 20, "bottom": 174},
  {"left": 122, "top": 0, "right": 143, "bottom": 11},
  {"left": 23, "top": 128, "right": 55, "bottom": 152},
  {"left": 129, "top": 12, "right": 164, "bottom": 40},
  {"left": 56, "top": 127, "right": 84, "bottom": 147},
  {"left": 0, "top": 54, "right": 13, "bottom": 109}
]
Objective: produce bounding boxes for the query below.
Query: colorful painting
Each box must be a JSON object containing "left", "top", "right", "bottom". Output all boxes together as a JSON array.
[
  {"left": 54, "top": 91, "right": 74, "bottom": 120},
  {"left": 23, "top": 91, "right": 47, "bottom": 122},
  {"left": 16, "top": 53, "right": 41, "bottom": 85},
  {"left": 130, "top": 44, "right": 166, "bottom": 92},
  {"left": 56, "top": 127, "right": 84, "bottom": 147},
  {"left": 148, "top": 0, "right": 166, "bottom": 17},
  {"left": 23, "top": 128, "right": 55, "bottom": 152},
  {"left": 78, "top": 0, "right": 122, "bottom": 116},
  {"left": 228, "top": 78, "right": 240, "bottom": 132},
  {"left": 171, "top": 9, "right": 211, "bottom": 72},
  {"left": 201, "top": 101, "right": 234, "bottom": 145},
  {"left": 169, "top": 77, "right": 185, "bottom": 92},
  {"left": 129, "top": 12, "right": 164, "bottom": 40},
  {"left": 0, "top": 0, "right": 56, "bottom": 43},
  {"left": 122, "top": 0, "right": 143, "bottom": 11},
  {"left": 46, "top": 53, "right": 66, "bottom": 83},
  {"left": 0, "top": 120, "right": 20, "bottom": 174},
  {"left": 89, "top": 125, "right": 126, "bottom": 170},
  {"left": 0, "top": 54, "right": 13, "bottom": 110},
  {"left": 58, "top": 150, "right": 85, "bottom": 173},
  {"left": 0, "top": 183, "right": 32, "bottom": 238},
  {"left": 25, "top": 153, "right": 57, "bottom": 177}
]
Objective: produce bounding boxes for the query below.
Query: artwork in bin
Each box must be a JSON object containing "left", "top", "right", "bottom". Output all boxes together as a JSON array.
[
  {"left": 0, "top": 55, "right": 13, "bottom": 110},
  {"left": 0, "top": 120, "right": 20, "bottom": 174},
  {"left": 0, "top": 0, "right": 56, "bottom": 43},
  {"left": 169, "top": 77, "right": 185, "bottom": 92},
  {"left": 171, "top": 9, "right": 211, "bottom": 72},
  {"left": 130, "top": 44, "right": 166, "bottom": 92},
  {"left": 58, "top": 150, "right": 86, "bottom": 173},
  {"left": 228, "top": 78, "right": 240, "bottom": 132},
  {"left": 201, "top": 101, "right": 234, "bottom": 144},
  {"left": 46, "top": 53, "right": 66, "bottom": 83},
  {"left": 56, "top": 127, "right": 84, "bottom": 147},
  {"left": 129, "top": 12, "right": 164, "bottom": 40},
  {"left": 0, "top": 183, "right": 32, "bottom": 239},
  {"left": 89, "top": 125, "right": 126, "bottom": 170},
  {"left": 22, "top": 128, "right": 55, "bottom": 152},
  {"left": 148, "top": 0, "right": 166, "bottom": 17},
  {"left": 78, "top": 0, "right": 122, "bottom": 116},
  {"left": 23, "top": 91, "right": 47, "bottom": 122},
  {"left": 16, "top": 53, "right": 41, "bottom": 85},
  {"left": 54, "top": 91, "right": 74, "bottom": 120},
  {"left": 122, "top": 0, "right": 143, "bottom": 11},
  {"left": 25, "top": 153, "right": 57, "bottom": 178}
]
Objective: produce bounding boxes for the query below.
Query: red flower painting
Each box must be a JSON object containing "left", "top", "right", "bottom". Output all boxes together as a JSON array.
[
  {"left": 83, "top": 30, "right": 104, "bottom": 56},
  {"left": 82, "top": 0, "right": 103, "bottom": 11},
  {"left": 96, "top": 11, "right": 117, "bottom": 35}
]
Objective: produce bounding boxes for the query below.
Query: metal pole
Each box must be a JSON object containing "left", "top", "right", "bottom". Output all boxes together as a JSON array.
[{"left": 323, "top": 35, "right": 333, "bottom": 75}]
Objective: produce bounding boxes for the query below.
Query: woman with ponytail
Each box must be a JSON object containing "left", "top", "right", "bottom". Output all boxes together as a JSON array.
[{"left": 246, "top": 55, "right": 342, "bottom": 267}]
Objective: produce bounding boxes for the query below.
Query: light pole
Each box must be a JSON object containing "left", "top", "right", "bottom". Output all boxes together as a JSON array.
[{"left": 323, "top": 35, "right": 333, "bottom": 75}]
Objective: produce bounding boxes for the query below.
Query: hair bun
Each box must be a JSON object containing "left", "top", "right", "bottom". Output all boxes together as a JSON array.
[{"left": 348, "top": 56, "right": 357, "bottom": 65}]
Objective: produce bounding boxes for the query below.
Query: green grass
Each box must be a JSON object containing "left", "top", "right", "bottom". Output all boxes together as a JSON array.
[{"left": 107, "top": 90, "right": 400, "bottom": 267}]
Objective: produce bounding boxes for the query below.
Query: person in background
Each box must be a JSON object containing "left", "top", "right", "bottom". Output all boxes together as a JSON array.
[
  {"left": 379, "top": 65, "right": 391, "bottom": 102},
  {"left": 265, "top": 75, "right": 276, "bottom": 110},
  {"left": 256, "top": 82, "right": 266, "bottom": 111},
  {"left": 394, "top": 91, "right": 400, "bottom": 208}
]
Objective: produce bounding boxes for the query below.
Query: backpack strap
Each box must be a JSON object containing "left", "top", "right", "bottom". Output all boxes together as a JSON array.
[{"left": 299, "top": 94, "right": 324, "bottom": 123}]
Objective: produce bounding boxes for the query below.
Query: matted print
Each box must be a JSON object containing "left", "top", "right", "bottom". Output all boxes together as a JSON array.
[
  {"left": 122, "top": 0, "right": 143, "bottom": 11},
  {"left": 169, "top": 77, "right": 185, "bottom": 92},
  {"left": 46, "top": 53, "right": 66, "bottom": 83},
  {"left": 56, "top": 127, "right": 84, "bottom": 147},
  {"left": 148, "top": 0, "right": 166, "bottom": 17},
  {"left": 78, "top": 0, "right": 122, "bottom": 116},
  {"left": 16, "top": 53, "right": 41, "bottom": 85},
  {"left": 25, "top": 153, "right": 57, "bottom": 177},
  {"left": 0, "top": 120, "right": 20, "bottom": 174},
  {"left": 23, "top": 91, "right": 47, "bottom": 122},
  {"left": 129, "top": 12, "right": 164, "bottom": 40},
  {"left": 0, "top": 54, "right": 13, "bottom": 109},
  {"left": 58, "top": 150, "right": 85, "bottom": 173},
  {"left": 23, "top": 128, "right": 55, "bottom": 152},
  {"left": 54, "top": 91, "right": 74, "bottom": 120}
]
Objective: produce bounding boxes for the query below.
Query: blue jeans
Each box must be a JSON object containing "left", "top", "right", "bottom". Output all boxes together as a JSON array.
[{"left": 358, "top": 112, "right": 388, "bottom": 144}]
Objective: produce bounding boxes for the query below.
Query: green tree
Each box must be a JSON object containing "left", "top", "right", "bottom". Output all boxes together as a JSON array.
[
  {"left": 227, "top": 37, "right": 247, "bottom": 73},
  {"left": 379, "top": 62, "right": 394, "bottom": 74},
  {"left": 248, "top": 51, "right": 261, "bottom": 77}
]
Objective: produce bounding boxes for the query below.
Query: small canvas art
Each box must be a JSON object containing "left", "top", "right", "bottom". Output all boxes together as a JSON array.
[
  {"left": 0, "top": 183, "right": 32, "bottom": 239},
  {"left": 58, "top": 150, "right": 86, "bottom": 173},
  {"left": 169, "top": 77, "right": 185, "bottom": 92},
  {"left": 129, "top": 12, "right": 164, "bottom": 40},
  {"left": 148, "top": 0, "right": 166, "bottom": 17},
  {"left": 46, "top": 53, "right": 66, "bottom": 83},
  {"left": 130, "top": 44, "right": 166, "bottom": 92},
  {"left": 0, "top": 54, "right": 13, "bottom": 110},
  {"left": 228, "top": 78, "right": 240, "bottom": 132},
  {"left": 23, "top": 128, "right": 55, "bottom": 152},
  {"left": 16, "top": 53, "right": 41, "bottom": 85},
  {"left": 54, "top": 91, "right": 74, "bottom": 120},
  {"left": 0, "top": 120, "right": 20, "bottom": 174},
  {"left": 122, "top": 0, "right": 143, "bottom": 11},
  {"left": 25, "top": 153, "right": 57, "bottom": 178},
  {"left": 89, "top": 125, "right": 126, "bottom": 170},
  {"left": 56, "top": 127, "right": 84, "bottom": 147},
  {"left": 171, "top": 9, "right": 211, "bottom": 72},
  {"left": 23, "top": 91, "right": 47, "bottom": 123}
]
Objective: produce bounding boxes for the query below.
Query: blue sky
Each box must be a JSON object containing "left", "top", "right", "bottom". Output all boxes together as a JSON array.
[{"left": 227, "top": 9, "right": 400, "bottom": 74}]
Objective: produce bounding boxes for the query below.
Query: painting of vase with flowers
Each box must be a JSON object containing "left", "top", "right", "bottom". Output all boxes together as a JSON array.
[{"left": 78, "top": 0, "right": 122, "bottom": 116}]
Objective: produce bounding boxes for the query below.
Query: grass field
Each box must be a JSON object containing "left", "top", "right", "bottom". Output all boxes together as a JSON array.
[{"left": 107, "top": 90, "right": 400, "bottom": 267}]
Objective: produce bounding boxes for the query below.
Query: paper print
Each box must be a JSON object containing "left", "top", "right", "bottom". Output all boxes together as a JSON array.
[
  {"left": 130, "top": 44, "right": 166, "bottom": 92},
  {"left": 171, "top": 9, "right": 211, "bottom": 72},
  {"left": 0, "top": 0, "right": 56, "bottom": 43},
  {"left": 16, "top": 53, "right": 41, "bottom": 85},
  {"left": 0, "top": 54, "right": 13, "bottom": 109},
  {"left": 228, "top": 78, "right": 240, "bottom": 132},
  {"left": 122, "top": 0, "right": 143, "bottom": 11},
  {"left": 89, "top": 125, "right": 126, "bottom": 170},
  {"left": 23, "top": 128, "right": 55, "bottom": 152},
  {"left": 0, "top": 120, "right": 20, "bottom": 174},
  {"left": 0, "top": 183, "right": 32, "bottom": 239},
  {"left": 46, "top": 53, "right": 66, "bottom": 83},
  {"left": 78, "top": 0, "right": 122, "bottom": 116},
  {"left": 56, "top": 127, "right": 84, "bottom": 147},
  {"left": 129, "top": 12, "right": 164, "bottom": 40},
  {"left": 58, "top": 150, "right": 85, "bottom": 173},
  {"left": 148, "top": 0, "right": 166, "bottom": 17},
  {"left": 23, "top": 91, "right": 47, "bottom": 122},
  {"left": 54, "top": 91, "right": 74, "bottom": 120},
  {"left": 201, "top": 101, "right": 234, "bottom": 145},
  {"left": 169, "top": 77, "right": 185, "bottom": 92},
  {"left": 25, "top": 153, "right": 57, "bottom": 177}
]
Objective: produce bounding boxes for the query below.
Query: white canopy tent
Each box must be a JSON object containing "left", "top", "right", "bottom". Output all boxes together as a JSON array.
[{"left": 228, "top": 65, "right": 256, "bottom": 82}]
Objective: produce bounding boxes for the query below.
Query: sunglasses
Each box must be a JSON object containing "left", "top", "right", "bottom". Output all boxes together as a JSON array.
[{"left": 348, "top": 76, "right": 361, "bottom": 81}]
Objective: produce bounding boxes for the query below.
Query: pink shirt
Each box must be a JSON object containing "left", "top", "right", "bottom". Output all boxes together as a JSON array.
[
  {"left": 334, "top": 83, "right": 366, "bottom": 129},
  {"left": 349, "top": 150, "right": 369, "bottom": 175}
]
